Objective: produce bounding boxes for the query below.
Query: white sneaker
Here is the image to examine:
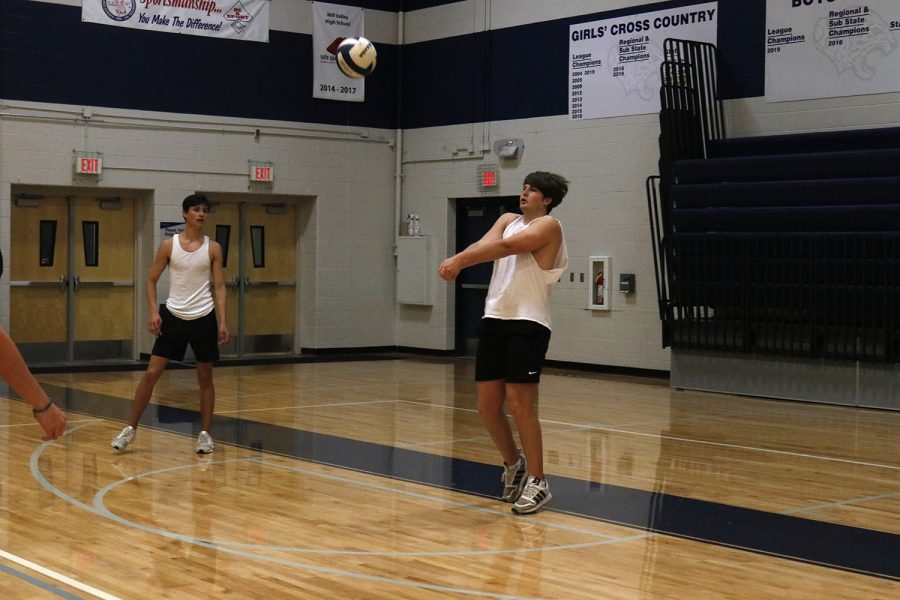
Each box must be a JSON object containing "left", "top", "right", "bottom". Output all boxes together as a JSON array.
[
  {"left": 111, "top": 426, "right": 135, "bottom": 451},
  {"left": 512, "top": 476, "right": 552, "bottom": 515},
  {"left": 501, "top": 454, "right": 528, "bottom": 502},
  {"left": 196, "top": 431, "right": 214, "bottom": 454}
]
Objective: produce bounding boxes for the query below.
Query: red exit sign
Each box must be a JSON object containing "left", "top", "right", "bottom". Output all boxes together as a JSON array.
[
  {"left": 477, "top": 163, "right": 499, "bottom": 191},
  {"left": 74, "top": 155, "right": 102, "bottom": 175},
  {"left": 250, "top": 164, "right": 274, "bottom": 182}
]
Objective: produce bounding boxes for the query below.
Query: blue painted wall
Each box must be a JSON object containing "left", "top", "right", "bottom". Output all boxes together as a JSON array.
[{"left": 1, "top": 0, "right": 764, "bottom": 130}]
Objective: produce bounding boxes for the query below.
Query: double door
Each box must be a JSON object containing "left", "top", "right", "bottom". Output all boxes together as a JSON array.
[
  {"left": 10, "top": 196, "right": 135, "bottom": 364},
  {"left": 204, "top": 202, "right": 297, "bottom": 357}
]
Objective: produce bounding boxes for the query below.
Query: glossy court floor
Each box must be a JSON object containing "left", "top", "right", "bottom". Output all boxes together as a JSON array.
[{"left": 0, "top": 356, "right": 897, "bottom": 598}]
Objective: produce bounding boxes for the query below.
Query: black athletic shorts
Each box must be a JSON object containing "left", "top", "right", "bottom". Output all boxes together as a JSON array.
[
  {"left": 475, "top": 318, "right": 552, "bottom": 384},
  {"left": 152, "top": 305, "right": 220, "bottom": 363}
]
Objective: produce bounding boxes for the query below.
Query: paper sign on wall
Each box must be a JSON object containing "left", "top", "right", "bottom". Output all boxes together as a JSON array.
[
  {"left": 765, "top": 0, "right": 900, "bottom": 103},
  {"left": 569, "top": 2, "right": 718, "bottom": 120},
  {"left": 312, "top": 2, "right": 365, "bottom": 102},
  {"left": 81, "top": 0, "right": 270, "bottom": 43}
]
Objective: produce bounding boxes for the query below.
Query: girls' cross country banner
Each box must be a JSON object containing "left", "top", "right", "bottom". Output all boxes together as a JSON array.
[
  {"left": 312, "top": 2, "right": 365, "bottom": 102},
  {"left": 82, "top": 0, "right": 270, "bottom": 43},
  {"left": 569, "top": 2, "right": 718, "bottom": 120},
  {"left": 765, "top": 0, "right": 900, "bottom": 103}
]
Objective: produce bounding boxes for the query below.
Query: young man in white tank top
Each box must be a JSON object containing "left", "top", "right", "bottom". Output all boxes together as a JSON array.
[
  {"left": 439, "top": 172, "right": 569, "bottom": 514},
  {"left": 112, "top": 194, "right": 229, "bottom": 454}
]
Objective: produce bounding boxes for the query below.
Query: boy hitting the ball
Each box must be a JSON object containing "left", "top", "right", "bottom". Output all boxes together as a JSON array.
[{"left": 439, "top": 171, "right": 568, "bottom": 514}]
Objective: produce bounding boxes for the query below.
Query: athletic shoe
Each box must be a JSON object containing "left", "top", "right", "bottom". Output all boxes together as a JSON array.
[
  {"left": 111, "top": 426, "right": 135, "bottom": 451},
  {"left": 196, "top": 431, "right": 214, "bottom": 454},
  {"left": 512, "top": 476, "right": 552, "bottom": 514},
  {"left": 501, "top": 454, "right": 528, "bottom": 502}
]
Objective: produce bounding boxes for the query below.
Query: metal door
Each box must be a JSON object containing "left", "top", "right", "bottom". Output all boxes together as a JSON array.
[
  {"left": 10, "top": 196, "right": 135, "bottom": 364},
  {"left": 205, "top": 202, "right": 297, "bottom": 357}
]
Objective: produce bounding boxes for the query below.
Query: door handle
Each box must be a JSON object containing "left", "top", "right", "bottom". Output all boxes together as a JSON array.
[
  {"left": 243, "top": 276, "right": 251, "bottom": 289},
  {"left": 58, "top": 274, "right": 68, "bottom": 292},
  {"left": 73, "top": 274, "right": 80, "bottom": 292}
]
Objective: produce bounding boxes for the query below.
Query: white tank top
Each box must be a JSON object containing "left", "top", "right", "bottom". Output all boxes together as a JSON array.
[
  {"left": 165, "top": 234, "right": 215, "bottom": 320},
  {"left": 483, "top": 215, "right": 568, "bottom": 330}
]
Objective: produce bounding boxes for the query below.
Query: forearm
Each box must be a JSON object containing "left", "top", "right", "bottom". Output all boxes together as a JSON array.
[
  {"left": 0, "top": 328, "right": 50, "bottom": 409},
  {"left": 214, "top": 286, "right": 227, "bottom": 325},
  {"left": 146, "top": 280, "right": 160, "bottom": 315},
  {"left": 455, "top": 238, "right": 516, "bottom": 269}
]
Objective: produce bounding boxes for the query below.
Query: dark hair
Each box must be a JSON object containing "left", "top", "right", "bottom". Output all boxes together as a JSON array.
[
  {"left": 524, "top": 172, "right": 569, "bottom": 213},
  {"left": 182, "top": 193, "right": 210, "bottom": 212}
]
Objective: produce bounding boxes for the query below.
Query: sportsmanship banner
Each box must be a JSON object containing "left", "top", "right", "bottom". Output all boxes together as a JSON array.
[
  {"left": 569, "top": 2, "right": 718, "bottom": 120},
  {"left": 312, "top": 2, "right": 365, "bottom": 102},
  {"left": 765, "top": 0, "right": 900, "bottom": 103},
  {"left": 81, "top": 0, "right": 270, "bottom": 42}
]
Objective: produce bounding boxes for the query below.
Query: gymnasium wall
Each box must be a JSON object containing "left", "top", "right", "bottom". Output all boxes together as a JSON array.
[
  {"left": 2, "top": 0, "right": 899, "bottom": 370},
  {"left": 0, "top": 0, "right": 402, "bottom": 352},
  {"left": 395, "top": 0, "right": 900, "bottom": 371}
]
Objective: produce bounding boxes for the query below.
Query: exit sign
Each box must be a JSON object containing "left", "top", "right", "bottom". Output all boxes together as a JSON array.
[
  {"left": 250, "top": 161, "right": 274, "bottom": 182},
  {"left": 477, "top": 163, "right": 499, "bottom": 191},
  {"left": 74, "top": 152, "right": 103, "bottom": 176}
]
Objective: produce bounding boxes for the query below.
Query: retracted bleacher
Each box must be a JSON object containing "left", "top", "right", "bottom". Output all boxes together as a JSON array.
[{"left": 648, "top": 40, "right": 900, "bottom": 364}]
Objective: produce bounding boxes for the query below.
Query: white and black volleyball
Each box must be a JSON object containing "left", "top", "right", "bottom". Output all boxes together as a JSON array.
[{"left": 336, "top": 37, "right": 377, "bottom": 79}]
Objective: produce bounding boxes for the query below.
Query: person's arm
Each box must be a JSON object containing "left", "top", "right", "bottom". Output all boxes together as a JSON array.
[
  {"left": 0, "top": 326, "right": 67, "bottom": 440},
  {"left": 146, "top": 239, "right": 171, "bottom": 336},
  {"left": 209, "top": 241, "right": 230, "bottom": 346},
  {"left": 438, "top": 215, "right": 561, "bottom": 281}
]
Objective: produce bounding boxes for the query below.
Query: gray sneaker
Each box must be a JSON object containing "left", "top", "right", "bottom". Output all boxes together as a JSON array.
[
  {"left": 512, "top": 476, "right": 552, "bottom": 515},
  {"left": 111, "top": 426, "right": 135, "bottom": 451},
  {"left": 501, "top": 454, "right": 527, "bottom": 502},
  {"left": 196, "top": 431, "right": 214, "bottom": 454}
]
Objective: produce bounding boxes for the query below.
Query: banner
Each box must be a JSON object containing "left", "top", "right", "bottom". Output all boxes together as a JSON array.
[
  {"left": 765, "top": 0, "right": 900, "bottom": 103},
  {"left": 569, "top": 2, "right": 718, "bottom": 120},
  {"left": 312, "top": 2, "right": 365, "bottom": 102},
  {"left": 82, "top": 1, "right": 270, "bottom": 43}
]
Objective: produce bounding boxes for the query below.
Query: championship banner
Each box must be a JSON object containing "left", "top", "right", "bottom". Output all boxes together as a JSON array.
[
  {"left": 312, "top": 2, "right": 365, "bottom": 102},
  {"left": 569, "top": 2, "right": 718, "bottom": 120},
  {"left": 81, "top": 1, "right": 270, "bottom": 43},
  {"left": 765, "top": 0, "right": 900, "bottom": 103}
]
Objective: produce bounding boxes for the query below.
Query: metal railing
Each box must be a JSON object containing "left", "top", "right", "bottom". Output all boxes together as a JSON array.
[
  {"left": 649, "top": 39, "right": 725, "bottom": 352},
  {"left": 657, "top": 39, "right": 725, "bottom": 187}
]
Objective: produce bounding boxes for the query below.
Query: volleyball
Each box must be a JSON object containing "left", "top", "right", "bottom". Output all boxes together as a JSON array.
[{"left": 336, "top": 37, "right": 377, "bottom": 78}]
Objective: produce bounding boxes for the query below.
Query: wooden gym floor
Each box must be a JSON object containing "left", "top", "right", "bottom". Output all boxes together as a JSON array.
[{"left": 0, "top": 357, "right": 897, "bottom": 598}]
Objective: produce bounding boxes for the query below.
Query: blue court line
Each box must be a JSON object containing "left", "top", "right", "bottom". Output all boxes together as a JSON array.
[
  {"left": 42, "top": 383, "right": 900, "bottom": 582},
  {"left": 0, "top": 561, "right": 82, "bottom": 599}
]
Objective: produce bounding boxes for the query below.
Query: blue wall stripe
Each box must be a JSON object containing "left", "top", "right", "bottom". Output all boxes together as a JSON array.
[
  {"left": 2, "top": 0, "right": 765, "bottom": 130},
  {"left": 0, "top": 0, "right": 398, "bottom": 128}
]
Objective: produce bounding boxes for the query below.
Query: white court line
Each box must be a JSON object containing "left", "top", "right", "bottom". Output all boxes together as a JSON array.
[
  {"left": 785, "top": 490, "right": 900, "bottom": 515},
  {"left": 396, "top": 399, "right": 900, "bottom": 472},
  {"left": 0, "top": 549, "right": 121, "bottom": 600},
  {"left": 216, "top": 398, "right": 398, "bottom": 415},
  {"left": 0, "top": 417, "right": 103, "bottom": 430},
  {"left": 29, "top": 423, "right": 654, "bottom": 600}
]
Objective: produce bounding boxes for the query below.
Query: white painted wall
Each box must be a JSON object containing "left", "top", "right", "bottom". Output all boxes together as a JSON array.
[
  {"left": 4, "top": 1, "right": 900, "bottom": 370},
  {"left": 397, "top": 1, "right": 900, "bottom": 372}
]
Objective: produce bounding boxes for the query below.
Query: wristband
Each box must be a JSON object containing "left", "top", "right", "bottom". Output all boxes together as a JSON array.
[{"left": 32, "top": 399, "right": 54, "bottom": 415}]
